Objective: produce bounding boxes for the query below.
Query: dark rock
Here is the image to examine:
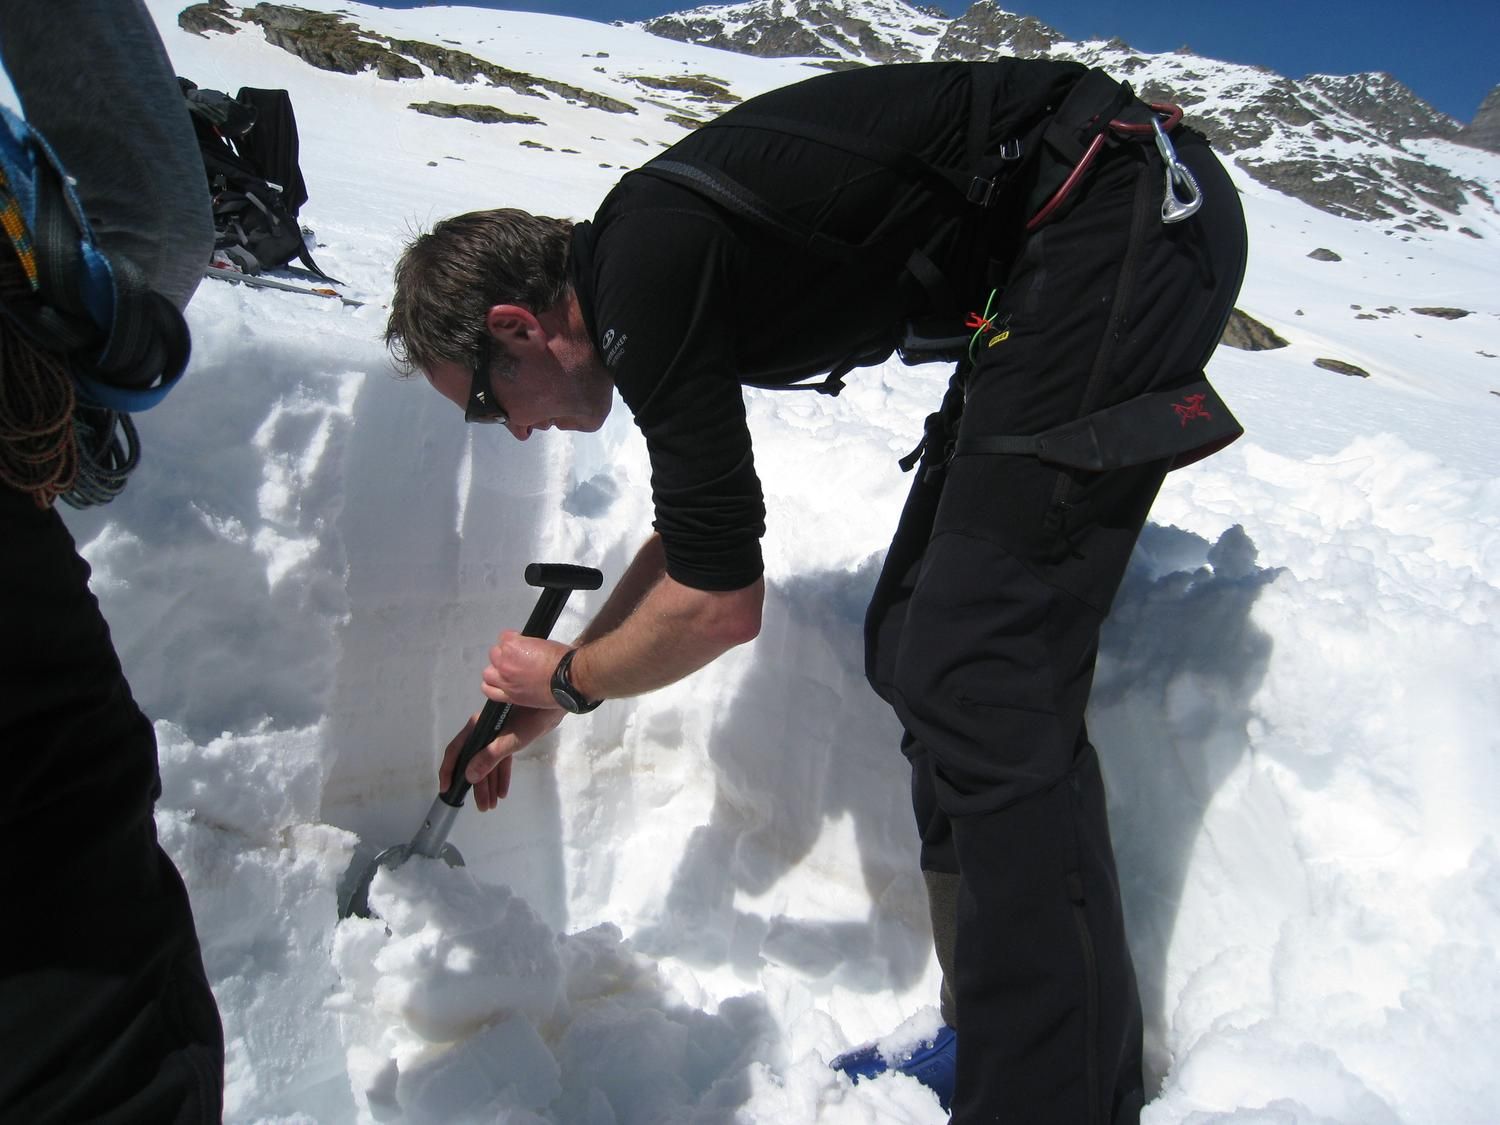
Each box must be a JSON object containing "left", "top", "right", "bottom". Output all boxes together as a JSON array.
[
  {"left": 1219, "top": 308, "right": 1288, "bottom": 351},
  {"left": 1458, "top": 86, "right": 1500, "bottom": 153},
  {"left": 1237, "top": 152, "right": 1470, "bottom": 226},
  {"left": 1410, "top": 307, "right": 1471, "bottom": 319},
  {"left": 1315, "top": 358, "right": 1370, "bottom": 378},
  {"left": 179, "top": 0, "right": 238, "bottom": 37},
  {"left": 1302, "top": 72, "right": 1461, "bottom": 143},
  {"left": 207, "top": 5, "right": 634, "bottom": 113},
  {"left": 634, "top": 0, "right": 1494, "bottom": 229},
  {"left": 241, "top": 4, "right": 422, "bottom": 79},
  {"left": 1307, "top": 247, "right": 1342, "bottom": 261},
  {"left": 935, "top": 2, "right": 1063, "bottom": 61},
  {"left": 388, "top": 38, "right": 636, "bottom": 113},
  {"left": 645, "top": 0, "right": 925, "bottom": 63},
  {"left": 624, "top": 73, "right": 740, "bottom": 105},
  {"left": 408, "top": 102, "right": 543, "bottom": 125}
]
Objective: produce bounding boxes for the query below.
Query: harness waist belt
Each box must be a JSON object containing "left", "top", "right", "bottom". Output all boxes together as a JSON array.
[{"left": 953, "top": 377, "right": 1242, "bottom": 472}]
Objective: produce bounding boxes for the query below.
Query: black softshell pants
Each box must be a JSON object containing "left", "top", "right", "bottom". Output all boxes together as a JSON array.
[
  {"left": 866, "top": 132, "right": 1247, "bottom": 1123},
  {"left": 0, "top": 487, "right": 224, "bottom": 1123}
]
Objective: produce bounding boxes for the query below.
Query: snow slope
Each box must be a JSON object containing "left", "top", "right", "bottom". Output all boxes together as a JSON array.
[{"left": 45, "top": 1, "right": 1500, "bottom": 1120}]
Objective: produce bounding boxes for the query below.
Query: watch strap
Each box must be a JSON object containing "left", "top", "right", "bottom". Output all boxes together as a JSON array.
[{"left": 551, "top": 647, "right": 602, "bottom": 714}]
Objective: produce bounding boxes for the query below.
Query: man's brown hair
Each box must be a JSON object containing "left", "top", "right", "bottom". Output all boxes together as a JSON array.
[{"left": 385, "top": 208, "right": 574, "bottom": 377}]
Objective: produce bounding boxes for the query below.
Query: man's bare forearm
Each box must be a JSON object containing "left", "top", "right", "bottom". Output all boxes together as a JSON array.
[
  {"left": 573, "top": 534, "right": 670, "bottom": 645},
  {"left": 569, "top": 534, "right": 763, "bottom": 700}
]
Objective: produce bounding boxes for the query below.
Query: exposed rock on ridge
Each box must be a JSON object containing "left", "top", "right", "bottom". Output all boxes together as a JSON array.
[
  {"left": 639, "top": 0, "right": 1496, "bottom": 230},
  {"left": 180, "top": 3, "right": 636, "bottom": 115},
  {"left": 932, "top": 3, "right": 1062, "bottom": 61},
  {"left": 642, "top": 0, "right": 941, "bottom": 63},
  {"left": 1302, "top": 72, "right": 1462, "bottom": 144},
  {"left": 1460, "top": 86, "right": 1500, "bottom": 153}
]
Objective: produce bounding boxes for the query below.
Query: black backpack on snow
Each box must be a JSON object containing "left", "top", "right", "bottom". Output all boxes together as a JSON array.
[{"left": 181, "top": 79, "right": 334, "bottom": 280}]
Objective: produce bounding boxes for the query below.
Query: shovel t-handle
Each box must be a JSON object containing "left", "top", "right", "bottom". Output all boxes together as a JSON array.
[{"left": 438, "top": 562, "right": 604, "bottom": 810}]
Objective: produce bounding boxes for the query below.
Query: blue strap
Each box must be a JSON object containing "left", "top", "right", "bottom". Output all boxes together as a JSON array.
[{"left": 0, "top": 105, "right": 189, "bottom": 413}]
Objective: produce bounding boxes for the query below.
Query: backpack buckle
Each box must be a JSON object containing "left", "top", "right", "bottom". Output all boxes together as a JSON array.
[{"left": 966, "top": 176, "right": 997, "bottom": 207}]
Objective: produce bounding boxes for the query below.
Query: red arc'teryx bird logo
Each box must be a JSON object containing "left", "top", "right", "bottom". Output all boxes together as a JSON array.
[{"left": 1173, "top": 393, "right": 1212, "bottom": 426}]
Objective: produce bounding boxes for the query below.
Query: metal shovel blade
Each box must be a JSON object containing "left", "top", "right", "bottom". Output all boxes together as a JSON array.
[{"left": 339, "top": 834, "right": 465, "bottom": 921}]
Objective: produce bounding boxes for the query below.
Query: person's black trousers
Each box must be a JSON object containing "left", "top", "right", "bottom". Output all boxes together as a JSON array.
[
  {"left": 867, "top": 131, "right": 1247, "bottom": 1123},
  {"left": 0, "top": 485, "right": 224, "bottom": 1124}
]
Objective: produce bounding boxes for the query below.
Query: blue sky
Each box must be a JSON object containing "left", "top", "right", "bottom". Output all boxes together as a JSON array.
[{"left": 377, "top": 0, "right": 1497, "bottom": 122}]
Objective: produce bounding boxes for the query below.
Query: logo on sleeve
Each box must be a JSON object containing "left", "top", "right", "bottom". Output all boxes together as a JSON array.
[{"left": 601, "top": 326, "right": 628, "bottom": 369}]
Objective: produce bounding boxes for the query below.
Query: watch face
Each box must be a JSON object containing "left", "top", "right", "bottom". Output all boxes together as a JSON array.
[{"left": 553, "top": 685, "right": 580, "bottom": 713}]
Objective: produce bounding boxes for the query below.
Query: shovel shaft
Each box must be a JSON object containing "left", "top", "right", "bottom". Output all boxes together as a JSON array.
[
  {"left": 439, "top": 564, "right": 604, "bottom": 808},
  {"left": 409, "top": 794, "right": 462, "bottom": 858}
]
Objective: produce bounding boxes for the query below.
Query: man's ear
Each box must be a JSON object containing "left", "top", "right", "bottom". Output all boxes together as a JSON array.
[{"left": 485, "top": 304, "right": 545, "bottom": 352}]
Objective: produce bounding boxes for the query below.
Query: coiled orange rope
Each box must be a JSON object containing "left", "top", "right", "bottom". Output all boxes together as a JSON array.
[{"left": 0, "top": 249, "right": 78, "bottom": 508}]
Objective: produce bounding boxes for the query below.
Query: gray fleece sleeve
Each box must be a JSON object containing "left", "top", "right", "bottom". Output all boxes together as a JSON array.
[{"left": 0, "top": 0, "right": 212, "bottom": 311}]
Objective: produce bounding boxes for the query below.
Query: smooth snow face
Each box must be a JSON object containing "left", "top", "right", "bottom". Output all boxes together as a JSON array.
[{"left": 48, "top": 1, "right": 1500, "bottom": 1121}]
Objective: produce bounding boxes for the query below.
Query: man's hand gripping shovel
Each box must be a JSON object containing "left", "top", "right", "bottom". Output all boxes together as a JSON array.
[{"left": 339, "top": 562, "right": 603, "bottom": 920}]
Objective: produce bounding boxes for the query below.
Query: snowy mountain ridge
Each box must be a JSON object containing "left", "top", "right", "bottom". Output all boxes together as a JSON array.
[
  {"left": 180, "top": 0, "right": 1500, "bottom": 235},
  {"left": 640, "top": 0, "right": 1498, "bottom": 230}
]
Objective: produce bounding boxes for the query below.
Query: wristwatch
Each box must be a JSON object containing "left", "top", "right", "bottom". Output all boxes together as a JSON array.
[{"left": 550, "top": 648, "right": 602, "bottom": 714}]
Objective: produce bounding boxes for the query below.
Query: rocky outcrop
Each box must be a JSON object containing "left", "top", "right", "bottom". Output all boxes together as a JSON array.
[
  {"left": 179, "top": 0, "right": 238, "bottom": 37},
  {"left": 1302, "top": 72, "right": 1462, "bottom": 143},
  {"left": 623, "top": 74, "right": 740, "bottom": 106},
  {"left": 640, "top": 0, "right": 1496, "bottom": 230},
  {"left": 1315, "top": 358, "right": 1370, "bottom": 378},
  {"left": 1220, "top": 309, "right": 1289, "bottom": 351},
  {"left": 933, "top": 2, "right": 1062, "bottom": 61},
  {"left": 388, "top": 38, "right": 636, "bottom": 112},
  {"left": 1238, "top": 151, "right": 1471, "bottom": 227},
  {"left": 1459, "top": 86, "right": 1500, "bottom": 153},
  {"left": 409, "top": 102, "right": 543, "bottom": 125},
  {"left": 643, "top": 0, "right": 938, "bottom": 62},
  {"left": 180, "top": 4, "right": 635, "bottom": 114},
  {"left": 240, "top": 4, "right": 421, "bottom": 79}
]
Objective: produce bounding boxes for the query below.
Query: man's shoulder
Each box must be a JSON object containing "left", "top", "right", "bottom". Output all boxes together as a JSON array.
[
  {"left": 593, "top": 172, "right": 728, "bottom": 234},
  {"left": 586, "top": 175, "right": 739, "bottom": 291}
]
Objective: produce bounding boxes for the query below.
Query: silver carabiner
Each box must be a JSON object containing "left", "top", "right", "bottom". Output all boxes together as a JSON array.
[{"left": 1151, "top": 117, "right": 1202, "bottom": 224}]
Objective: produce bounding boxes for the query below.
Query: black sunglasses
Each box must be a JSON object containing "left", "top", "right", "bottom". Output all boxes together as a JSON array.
[{"left": 464, "top": 335, "right": 509, "bottom": 425}]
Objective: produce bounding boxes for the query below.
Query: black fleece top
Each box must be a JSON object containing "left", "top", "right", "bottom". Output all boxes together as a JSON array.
[{"left": 567, "top": 60, "right": 1087, "bottom": 590}]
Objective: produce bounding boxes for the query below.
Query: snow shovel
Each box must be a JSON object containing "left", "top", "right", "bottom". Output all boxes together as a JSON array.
[{"left": 339, "top": 562, "right": 603, "bottom": 920}]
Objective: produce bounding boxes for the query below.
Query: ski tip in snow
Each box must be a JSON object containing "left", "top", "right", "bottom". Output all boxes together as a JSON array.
[{"left": 205, "top": 264, "right": 364, "bottom": 307}]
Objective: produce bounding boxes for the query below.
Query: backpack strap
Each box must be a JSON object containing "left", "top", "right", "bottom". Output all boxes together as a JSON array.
[
  {"left": 1022, "top": 69, "right": 1149, "bottom": 230},
  {"left": 631, "top": 157, "right": 948, "bottom": 397},
  {"left": 626, "top": 67, "right": 1100, "bottom": 396},
  {"left": 952, "top": 377, "right": 1242, "bottom": 472}
]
